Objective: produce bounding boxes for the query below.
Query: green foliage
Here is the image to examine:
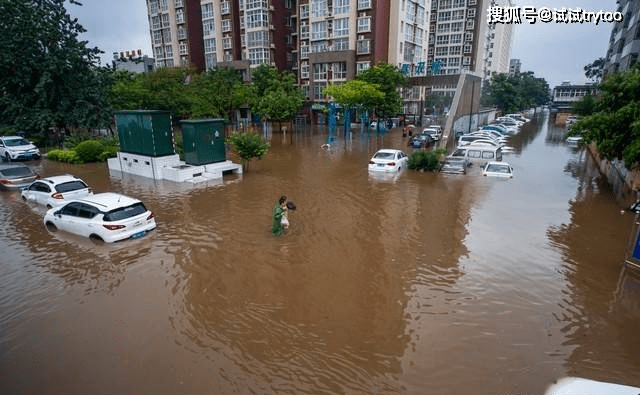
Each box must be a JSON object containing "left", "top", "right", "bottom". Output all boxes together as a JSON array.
[
  {"left": 189, "top": 67, "right": 253, "bottom": 119},
  {"left": 569, "top": 62, "right": 640, "bottom": 168},
  {"left": 571, "top": 94, "right": 597, "bottom": 115},
  {"left": 0, "top": 0, "right": 112, "bottom": 134},
  {"left": 407, "top": 148, "right": 447, "bottom": 171},
  {"left": 225, "top": 130, "right": 270, "bottom": 164},
  {"left": 323, "top": 80, "right": 384, "bottom": 112},
  {"left": 251, "top": 64, "right": 304, "bottom": 123},
  {"left": 584, "top": 57, "right": 605, "bottom": 82},
  {"left": 98, "top": 146, "right": 118, "bottom": 161},
  {"left": 46, "top": 149, "right": 82, "bottom": 164},
  {"left": 482, "top": 72, "right": 549, "bottom": 114},
  {"left": 356, "top": 63, "right": 409, "bottom": 117},
  {"left": 0, "top": 127, "right": 16, "bottom": 136},
  {"left": 74, "top": 140, "right": 105, "bottom": 163}
]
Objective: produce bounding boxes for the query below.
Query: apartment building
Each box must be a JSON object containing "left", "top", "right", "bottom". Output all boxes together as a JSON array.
[
  {"left": 603, "top": 0, "right": 640, "bottom": 76},
  {"left": 509, "top": 58, "right": 521, "bottom": 75}
]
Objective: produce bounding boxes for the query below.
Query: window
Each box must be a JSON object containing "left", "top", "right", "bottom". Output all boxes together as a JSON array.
[
  {"left": 163, "top": 29, "right": 171, "bottom": 42},
  {"left": 203, "top": 19, "right": 215, "bottom": 36},
  {"left": 159, "top": 0, "right": 168, "bottom": 11},
  {"left": 204, "top": 38, "right": 216, "bottom": 53},
  {"left": 357, "top": 17, "right": 371, "bottom": 33},
  {"left": 176, "top": 9, "right": 185, "bottom": 23},
  {"left": 314, "top": 63, "right": 328, "bottom": 80},
  {"left": 439, "top": 11, "right": 451, "bottom": 21},
  {"left": 311, "top": 21, "right": 327, "bottom": 40},
  {"left": 179, "top": 43, "right": 188, "bottom": 55},
  {"left": 104, "top": 203, "right": 147, "bottom": 222},
  {"left": 153, "top": 30, "right": 162, "bottom": 44},
  {"left": 300, "top": 24, "right": 309, "bottom": 39},
  {"left": 300, "top": 4, "right": 309, "bottom": 18},
  {"left": 177, "top": 27, "right": 186, "bottom": 40},
  {"left": 246, "top": 9, "right": 269, "bottom": 28},
  {"left": 221, "top": 1, "right": 230, "bottom": 14},
  {"left": 435, "top": 47, "right": 448, "bottom": 56},
  {"left": 248, "top": 48, "right": 269, "bottom": 65},
  {"left": 247, "top": 31, "right": 269, "bottom": 48},
  {"left": 311, "top": 0, "right": 327, "bottom": 18},
  {"left": 463, "top": 56, "right": 470, "bottom": 65},
  {"left": 311, "top": 40, "right": 327, "bottom": 53},
  {"left": 436, "top": 35, "right": 449, "bottom": 45},
  {"left": 437, "top": 23, "right": 450, "bottom": 33},
  {"left": 174, "top": 0, "right": 183, "bottom": 6},
  {"left": 357, "top": 39, "right": 370, "bottom": 54},
  {"left": 467, "top": 8, "right": 475, "bottom": 18},
  {"left": 334, "top": 18, "right": 349, "bottom": 37},
  {"left": 285, "top": 0, "right": 292, "bottom": 8},
  {"left": 449, "top": 46, "right": 461, "bottom": 55},
  {"left": 356, "top": 61, "right": 370, "bottom": 75},
  {"left": 448, "top": 57, "right": 460, "bottom": 66},
  {"left": 151, "top": 16, "right": 161, "bottom": 29},
  {"left": 332, "top": 62, "right": 347, "bottom": 79},
  {"left": 222, "top": 19, "right": 231, "bottom": 32},
  {"left": 165, "top": 45, "right": 173, "bottom": 58},
  {"left": 464, "top": 32, "right": 473, "bottom": 41},
  {"left": 333, "top": 0, "right": 350, "bottom": 15},
  {"left": 245, "top": 0, "right": 268, "bottom": 10},
  {"left": 466, "top": 19, "right": 474, "bottom": 29},
  {"left": 223, "top": 37, "right": 232, "bottom": 49},
  {"left": 300, "top": 45, "right": 310, "bottom": 58},
  {"left": 358, "top": 0, "right": 371, "bottom": 9},
  {"left": 463, "top": 43, "right": 471, "bottom": 53},
  {"left": 468, "top": 0, "right": 476, "bottom": 4},
  {"left": 149, "top": 0, "right": 158, "bottom": 14},
  {"left": 451, "top": 21, "right": 463, "bottom": 31},
  {"left": 450, "top": 34, "right": 462, "bottom": 44},
  {"left": 333, "top": 37, "right": 349, "bottom": 51},
  {"left": 313, "top": 82, "right": 327, "bottom": 100},
  {"left": 301, "top": 62, "right": 310, "bottom": 79},
  {"left": 201, "top": 3, "right": 214, "bottom": 19}
]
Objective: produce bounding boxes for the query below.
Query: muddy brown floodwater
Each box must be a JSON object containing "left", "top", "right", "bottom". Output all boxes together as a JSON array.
[{"left": 1, "top": 111, "right": 640, "bottom": 395}]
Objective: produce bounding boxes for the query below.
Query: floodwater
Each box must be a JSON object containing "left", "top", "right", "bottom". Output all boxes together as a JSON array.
[{"left": 1, "top": 111, "right": 640, "bottom": 395}]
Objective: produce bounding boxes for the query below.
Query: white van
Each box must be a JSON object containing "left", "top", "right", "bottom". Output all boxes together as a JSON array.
[
  {"left": 450, "top": 144, "right": 502, "bottom": 165},
  {"left": 458, "top": 134, "right": 502, "bottom": 147}
]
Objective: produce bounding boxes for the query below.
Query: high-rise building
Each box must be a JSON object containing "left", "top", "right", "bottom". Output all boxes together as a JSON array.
[
  {"left": 603, "top": 0, "right": 640, "bottom": 76},
  {"left": 509, "top": 58, "right": 521, "bottom": 75}
]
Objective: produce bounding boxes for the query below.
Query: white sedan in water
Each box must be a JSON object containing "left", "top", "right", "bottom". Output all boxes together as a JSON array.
[
  {"left": 368, "top": 149, "right": 409, "bottom": 173},
  {"left": 482, "top": 161, "right": 514, "bottom": 178}
]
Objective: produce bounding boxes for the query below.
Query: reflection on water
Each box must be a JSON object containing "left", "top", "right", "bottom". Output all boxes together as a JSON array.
[{"left": 1, "top": 113, "right": 640, "bottom": 394}]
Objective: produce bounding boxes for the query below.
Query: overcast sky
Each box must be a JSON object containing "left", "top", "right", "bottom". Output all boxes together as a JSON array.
[{"left": 67, "top": 0, "right": 619, "bottom": 88}]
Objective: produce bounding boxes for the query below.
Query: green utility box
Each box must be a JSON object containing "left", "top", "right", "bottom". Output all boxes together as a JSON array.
[
  {"left": 115, "top": 110, "right": 174, "bottom": 157},
  {"left": 180, "top": 119, "right": 227, "bottom": 165}
]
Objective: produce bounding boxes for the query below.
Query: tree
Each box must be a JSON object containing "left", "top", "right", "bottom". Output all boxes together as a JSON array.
[
  {"left": 323, "top": 80, "right": 384, "bottom": 112},
  {"left": 250, "top": 64, "right": 304, "bottom": 128},
  {"left": 225, "top": 129, "right": 270, "bottom": 168},
  {"left": 482, "top": 72, "right": 549, "bottom": 114},
  {"left": 571, "top": 93, "right": 597, "bottom": 116},
  {"left": 189, "top": 67, "right": 253, "bottom": 120},
  {"left": 356, "top": 63, "right": 409, "bottom": 117},
  {"left": 569, "top": 62, "right": 640, "bottom": 168},
  {"left": 0, "top": 0, "right": 111, "bottom": 134},
  {"left": 584, "top": 57, "right": 605, "bottom": 83}
]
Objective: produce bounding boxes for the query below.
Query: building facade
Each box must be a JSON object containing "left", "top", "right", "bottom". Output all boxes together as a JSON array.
[
  {"left": 509, "top": 58, "right": 521, "bottom": 75},
  {"left": 551, "top": 81, "right": 597, "bottom": 111},
  {"left": 603, "top": 0, "right": 640, "bottom": 76}
]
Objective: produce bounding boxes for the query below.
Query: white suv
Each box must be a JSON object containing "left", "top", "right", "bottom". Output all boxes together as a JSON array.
[
  {"left": 44, "top": 192, "right": 156, "bottom": 243},
  {"left": 21, "top": 174, "right": 93, "bottom": 208},
  {"left": 0, "top": 136, "right": 41, "bottom": 161}
]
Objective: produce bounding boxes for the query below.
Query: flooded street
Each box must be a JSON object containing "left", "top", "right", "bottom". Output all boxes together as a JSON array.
[{"left": 1, "top": 111, "right": 640, "bottom": 394}]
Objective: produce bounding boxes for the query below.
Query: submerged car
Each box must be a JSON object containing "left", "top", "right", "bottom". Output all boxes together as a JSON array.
[
  {"left": 43, "top": 192, "right": 156, "bottom": 243},
  {"left": 408, "top": 134, "right": 433, "bottom": 148},
  {"left": 368, "top": 149, "right": 408, "bottom": 173},
  {"left": 482, "top": 161, "right": 513, "bottom": 178},
  {"left": 21, "top": 174, "right": 93, "bottom": 208},
  {"left": 0, "top": 136, "right": 41, "bottom": 161},
  {"left": 0, "top": 163, "right": 38, "bottom": 191},
  {"left": 440, "top": 156, "right": 468, "bottom": 175}
]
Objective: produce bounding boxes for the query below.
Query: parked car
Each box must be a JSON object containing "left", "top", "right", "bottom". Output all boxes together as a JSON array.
[
  {"left": 43, "top": 192, "right": 156, "bottom": 243},
  {"left": 481, "top": 123, "right": 513, "bottom": 135},
  {"left": 440, "top": 156, "right": 468, "bottom": 175},
  {"left": 21, "top": 174, "right": 93, "bottom": 208},
  {"left": 0, "top": 163, "right": 38, "bottom": 191},
  {"left": 422, "top": 127, "right": 442, "bottom": 141},
  {"left": 450, "top": 145, "right": 503, "bottom": 166},
  {"left": 458, "top": 135, "right": 502, "bottom": 147},
  {"left": 0, "top": 136, "right": 41, "bottom": 161},
  {"left": 506, "top": 113, "right": 530, "bottom": 123},
  {"left": 408, "top": 134, "right": 433, "bottom": 148},
  {"left": 482, "top": 161, "right": 513, "bottom": 178},
  {"left": 368, "top": 149, "right": 409, "bottom": 173},
  {"left": 566, "top": 136, "right": 583, "bottom": 147}
]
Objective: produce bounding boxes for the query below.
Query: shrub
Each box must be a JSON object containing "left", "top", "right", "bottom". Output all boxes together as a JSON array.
[
  {"left": 74, "top": 140, "right": 105, "bottom": 163},
  {"left": 98, "top": 146, "right": 118, "bottom": 161},
  {"left": 47, "top": 149, "right": 82, "bottom": 164},
  {"left": 407, "top": 148, "right": 447, "bottom": 171},
  {"left": 225, "top": 130, "right": 270, "bottom": 164}
]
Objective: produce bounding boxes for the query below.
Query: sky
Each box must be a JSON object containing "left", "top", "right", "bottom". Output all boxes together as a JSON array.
[{"left": 67, "top": 0, "right": 619, "bottom": 89}]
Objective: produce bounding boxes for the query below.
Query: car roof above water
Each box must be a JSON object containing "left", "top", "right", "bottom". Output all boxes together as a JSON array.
[{"left": 73, "top": 192, "right": 141, "bottom": 210}]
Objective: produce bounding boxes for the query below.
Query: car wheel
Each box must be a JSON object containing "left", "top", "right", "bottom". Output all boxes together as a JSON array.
[
  {"left": 3, "top": 153, "right": 9, "bottom": 162},
  {"left": 46, "top": 204, "right": 52, "bottom": 209},
  {"left": 45, "top": 221, "right": 57, "bottom": 231},
  {"left": 21, "top": 195, "right": 26, "bottom": 201},
  {"left": 89, "top": 234, "right": 104, "bottom": 243}
]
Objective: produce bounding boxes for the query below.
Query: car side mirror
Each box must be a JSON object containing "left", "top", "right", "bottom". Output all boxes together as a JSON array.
[{"left": 55, "top": 211, "right": 62, "bottom": 217}]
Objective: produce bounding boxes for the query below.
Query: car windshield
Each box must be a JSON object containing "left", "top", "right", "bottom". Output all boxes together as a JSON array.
[
  {"left": 0, "top": 166, "right": 33, "bottom": 177},
  {"left": 4, "top": 138, "right": 30, "bottom": 147},
  {"left": 451, "top": 149, "right": 466, "bottom": 157},
  {"left": 373, "top": 152, "right": 395, "bottom": 160},
  {"left": 55, "top": 180, "right": 88, "bottom": 193},
  {"left": 486, "top": 164, "right": 510, "bottom": 173},
  {"left": 103, "top": 202, "right": 148, "bottom": 222}
]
